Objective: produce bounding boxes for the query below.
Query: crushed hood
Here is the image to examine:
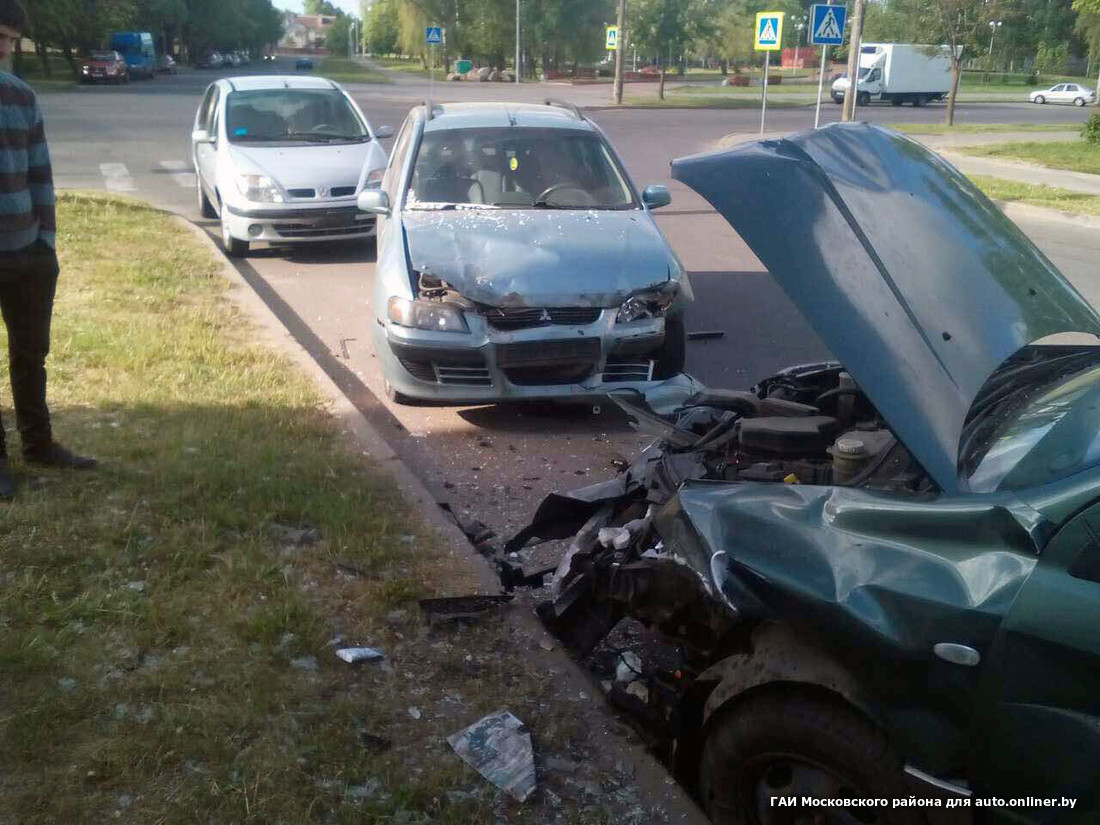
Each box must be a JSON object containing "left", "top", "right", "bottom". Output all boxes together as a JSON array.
[
  {"left": 229, "top": 143, "right": 377, "bottom": 192},
  {"left": 671, "top": 123, "right": 1100, "bottom": 493},
  {"left": 402, "top": 209, "right": 675, "bottom": 308}
]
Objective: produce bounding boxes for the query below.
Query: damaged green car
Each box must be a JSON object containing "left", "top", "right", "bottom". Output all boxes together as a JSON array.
[{"left": 510, "top": 124, "right": 1100, "bottom": 824}]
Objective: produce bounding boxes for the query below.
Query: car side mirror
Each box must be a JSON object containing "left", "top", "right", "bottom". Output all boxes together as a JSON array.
[
  {"left": 358, "top": 189, "right": 391, "bottom": 216},
  {"left": 191, "top": 128, "right": 214, "bottom": 144},
  {"left": 642, "top": 184, "right": 671, "bottom": 210},
  {"left": 374, "top": 124, "right": 395, "bottom": 140}
]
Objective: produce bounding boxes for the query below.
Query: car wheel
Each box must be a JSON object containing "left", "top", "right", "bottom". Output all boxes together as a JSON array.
[
  {"left": 890, "top": 97, "right": 903, "bottom": 106},
  {"left": 912, "top": 95, "right": 927, "bottom": 107},
  {"left": 1035, "top": 95, "right": 1045, "bottom": 104},
  {"left": 653, "top": 313, "right": 686, "bottom": 379},
  {"left": 220, "top": 207, "right": 249, "bottom": 258},
  {"left": 857, "top": 91, "right": 871, "bottom": 107},
  {"left": 197, "top": 179, "right": 218, "bottom": 219},
  {"left": 1074, "top": 97, "right": 1086, "bottom": 107},
  {"left": 699, "top": 687, "right": 925, "bottom": 825}
]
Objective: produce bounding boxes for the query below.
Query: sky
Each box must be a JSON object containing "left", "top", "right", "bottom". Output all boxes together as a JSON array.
[{"left": 273, "top": 0, "right": 363, "bottom": 16}]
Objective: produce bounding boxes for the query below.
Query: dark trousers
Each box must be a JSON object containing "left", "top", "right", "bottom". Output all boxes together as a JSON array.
[{"left": 0, "top": 242, "right": 60, "bottom": 457}]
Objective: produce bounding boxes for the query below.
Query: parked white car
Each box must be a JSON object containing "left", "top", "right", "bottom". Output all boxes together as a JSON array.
[
  {"left": 192, "top": 75, "right": 393, "bottom": 257},
  {"left": 1029, "top": 82, "right": 1097, "bottom": 106}
]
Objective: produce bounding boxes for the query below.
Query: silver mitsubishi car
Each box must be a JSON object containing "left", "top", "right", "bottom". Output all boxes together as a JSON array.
[{"left": 356, "top": 100, "right": 692, "bottom": 404}]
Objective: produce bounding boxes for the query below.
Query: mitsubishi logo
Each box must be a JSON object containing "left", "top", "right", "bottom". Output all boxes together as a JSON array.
[{"left": 538, "top": 309, "right": 553, "bottom": 323}]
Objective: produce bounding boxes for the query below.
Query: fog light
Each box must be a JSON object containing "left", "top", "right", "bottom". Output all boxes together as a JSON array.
[{"left": 247, "top": 224, "right": 263, "bottom": 238}]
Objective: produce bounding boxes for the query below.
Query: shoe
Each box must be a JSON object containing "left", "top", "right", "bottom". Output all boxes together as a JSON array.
[
  {"left": 24, "top": 442, "right": 98, "bottom": 470},
  {"left": 0, "top": 457, "right": 14, "bottom": 499}
]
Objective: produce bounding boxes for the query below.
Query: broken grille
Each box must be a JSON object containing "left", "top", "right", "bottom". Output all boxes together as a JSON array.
[
  {"left": 482, "top": 306, "right": 603, "bottom": 331},
  {"left": 603, "top": 360, "right": 654, "bottom": 383}
]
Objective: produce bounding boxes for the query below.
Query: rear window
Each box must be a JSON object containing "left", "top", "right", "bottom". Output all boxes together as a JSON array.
[
  {"left": 406, "top": 127, "right": 636, "bottom": 210},
  {"left": 225, "top": 89, "right": 368, "bottom": 144},
  {"left": 964, "top": 352, "right": 1100, "bottom": 492}
]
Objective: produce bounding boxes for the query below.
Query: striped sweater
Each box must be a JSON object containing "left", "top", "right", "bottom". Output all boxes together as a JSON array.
[{"left": 0, "top": 71, "right": 54, "bottom": 253}]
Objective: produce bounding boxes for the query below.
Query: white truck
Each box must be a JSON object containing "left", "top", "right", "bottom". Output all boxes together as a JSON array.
[{"left": 831, "top": 43, "right": 955, "bottom": 107}]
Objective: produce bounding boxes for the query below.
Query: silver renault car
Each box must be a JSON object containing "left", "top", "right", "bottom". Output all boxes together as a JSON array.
[{"left": 356, "top": 100, "right": 692, "bottom": 404}]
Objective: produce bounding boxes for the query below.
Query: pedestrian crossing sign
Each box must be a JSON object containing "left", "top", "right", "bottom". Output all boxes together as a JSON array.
[
  {"left": 425, "top": 26, "right": 443, "bottom": 45},
  {"left": 809, "top": 4, "right": 846, "bottom": 46},
  {"left": 606, "top": 26, "right": 619, "bottom": 50},
  {"left": 754, "top": 11, "right": 784, "bottom": 51}
]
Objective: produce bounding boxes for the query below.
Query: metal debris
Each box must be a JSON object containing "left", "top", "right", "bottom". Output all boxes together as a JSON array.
[
  {"left": 335, "top": 647, "right": 385, "bottom": 665},
  {"left": 447, "top": 710, "right": 536, "bottom": 803},
  {"left": 687, "top": 330, "right": 726, "bottom": 341},
  {"left": 418, "top": 594, "right": 512, "bottom": 624},
  {"left": 615, "top": 651, "right": 643, "bottom": 684}
]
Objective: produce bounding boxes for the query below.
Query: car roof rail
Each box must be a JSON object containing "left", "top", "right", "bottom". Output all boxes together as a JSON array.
[{"left": 543, "top": 98, "right": 586, "bottom": 121}]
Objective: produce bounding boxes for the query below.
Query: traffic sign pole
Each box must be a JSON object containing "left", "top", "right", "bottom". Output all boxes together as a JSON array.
[
  {"left": 760, "top": 51, "right": 770, "bottom": 135},
  {"left": 814, "top": 45, "right": 827, "bottom": 128}
]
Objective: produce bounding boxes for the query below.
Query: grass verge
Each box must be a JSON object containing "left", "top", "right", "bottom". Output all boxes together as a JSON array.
[
  {"left": 315, "top": 57, "right": 390, "bottom": 84},
  {"left": 622, "top": 94, "right": 808, "bottom": 108},
  {"left": 0, "top": 193, "right": 631, "bottom": 824},
  {"left": 961, "top": 139, "right": 1100, "bottom": 175},
  {"left": 971, "top": 173, "right": 1100, "bottom": 216},
  {"left": 887, "top": 122, "right": 1083, "bottom": 136},
  {"left": 368, "top": 56, "right": 436, "bottom": 78}
]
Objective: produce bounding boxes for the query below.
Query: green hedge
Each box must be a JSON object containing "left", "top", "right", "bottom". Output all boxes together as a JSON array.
[{"left": 961, "top": 70, "right": 1037, "bottom": 86}]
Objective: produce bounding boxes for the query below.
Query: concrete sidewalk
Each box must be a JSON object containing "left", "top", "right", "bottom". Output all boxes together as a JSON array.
[{"left": 933, "top": 148, "right": 1100, "bottom": 195}]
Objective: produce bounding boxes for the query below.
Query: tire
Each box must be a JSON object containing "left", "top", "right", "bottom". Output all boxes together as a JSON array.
[
  {"left": 890, "top": 97, "right": 903, "bottom": 107},
  {"left": 1035, "top": 95, "right": 1045, "bottom": 104},
  {"left": 197, "top": 179, "right": 217, "bottom": 219},
  {"left": 653, "top": 313, "right": 686, "bottom": 379},
  {"left": 699, "top": 686, "right": 925, "bottom": 825},
  {"left": 219, "top": 205, "right": 249, "bottom": 258},
  {"left": 857, "top": 91, "right": 871, "bottom": 107},
  {"left": 1074, "top": 97, "right": 1086, "bottom": 107},
  {"left": 912, "top": 95, "right": 927, "bottom": 107}
]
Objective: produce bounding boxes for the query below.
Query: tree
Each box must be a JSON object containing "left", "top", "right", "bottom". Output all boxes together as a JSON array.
[
  {"left": 633, "top": 0, "right": 700, "bottom": 98},
  {"left": 325, "top": 12, "right": 353, "bottom": 54},
  {"left": 365, "top": 0, "right": 399, "bottom": 54},
  {"left": 303, "top": 0, "right": 340, "bottom": 15}
]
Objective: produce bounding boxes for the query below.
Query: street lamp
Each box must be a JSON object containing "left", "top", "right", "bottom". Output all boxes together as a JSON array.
[
  {"left": 988, "top": 20, "right": 1002, "bottom": 57},
  {"left": 793, "top": 18, "right": 805, "bottom": 76}
]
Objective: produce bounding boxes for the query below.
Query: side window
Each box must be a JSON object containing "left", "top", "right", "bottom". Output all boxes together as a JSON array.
[
  {"left": 383, "top": 119, "right": 416, "bottom": 205},
  {"left": 197, "top": 86, "right": 217, "bottom": 129},
  {"left": 868, "top": 68, "right": 880, "bottom": 82},
  {"left": 1051, "top": 84, "right": 1066, "bottom": 92}
]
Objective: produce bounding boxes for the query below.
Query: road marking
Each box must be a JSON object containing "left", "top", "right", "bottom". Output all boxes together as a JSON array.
[
  {"left": 158, "top": 160, "right": 189, "bottom": 171},
  {"left": 99, "top": 162, "right": 135, "bottom": 192},
  {"left": 171, "top": 172, "right": 198, "bottom": 188}
]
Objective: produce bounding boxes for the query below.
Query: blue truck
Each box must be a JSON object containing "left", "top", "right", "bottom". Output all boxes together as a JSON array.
[{"left": 108, "top": 32, "right": 156, "bottom": 79}]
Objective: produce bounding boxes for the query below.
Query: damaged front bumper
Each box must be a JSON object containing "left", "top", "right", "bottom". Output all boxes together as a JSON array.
[{"left": 374, "top": 309, "right": 672, "bottom": 402}]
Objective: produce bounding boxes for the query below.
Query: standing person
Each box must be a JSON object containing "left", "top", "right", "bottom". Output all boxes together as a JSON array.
[{"left": 0, "top": 0, "right": 96, "bottom": 500}]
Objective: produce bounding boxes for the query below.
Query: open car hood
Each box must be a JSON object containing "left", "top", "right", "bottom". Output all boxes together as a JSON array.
[{"left": 671, "top": 123, "right": 1100, "bottom": 493}]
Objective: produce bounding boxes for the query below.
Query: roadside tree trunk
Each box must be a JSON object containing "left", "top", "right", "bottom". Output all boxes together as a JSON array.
[
  {"left": 659, "top": 65, "right": 666, "bottom": 99},
  {"left": 945, "top": 58, "right": 961, "bottom": 126},
  {"left": 35, "top": 40, "right": 51, "bottom": 77},
  {"left": 60, "top": 42, "right": 79, "bottom": 78}
]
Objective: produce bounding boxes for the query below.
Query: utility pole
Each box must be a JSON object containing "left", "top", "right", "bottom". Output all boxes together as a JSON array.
[
  {"left": 841, "top": 0, "right": 865, "bottom": 122},
  {"left": 515, "top": 0, "right": 521, "bottom": 82},
  {"left": 613, "top": 0, "right": 627, "bottom": 104}
]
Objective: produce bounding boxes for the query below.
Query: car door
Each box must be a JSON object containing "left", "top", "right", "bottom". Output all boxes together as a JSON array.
[
  {"left": 970, "top": 501, "right": 1100, "bottom": 821},
  {"left": 1048, "top": 83, "right": 1067, "bottom": 103},
  {"left": 1064, "top": 84, "right": 1081, "bottom": 103},
  {"left": 193, "top": 85, "right": 220, "bottom": 200},
  {"left": 377, "top": 117, "right": 416, "bottom": 246}
]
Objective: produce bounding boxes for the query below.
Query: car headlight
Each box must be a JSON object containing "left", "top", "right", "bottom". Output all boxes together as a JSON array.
[
  {"left": 235, "top": 174, "right": 284, "bottom": 203},
  {"left": 616, "top": 284, "right": 679, "bottom": 324},
  {"left": 387, "top": 297, "right": 469, "bottom": 333}
]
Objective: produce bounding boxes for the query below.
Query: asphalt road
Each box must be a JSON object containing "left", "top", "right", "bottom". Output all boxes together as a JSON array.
[{"left": 39, "top": 57, "right": 1100, "bottom": 547}]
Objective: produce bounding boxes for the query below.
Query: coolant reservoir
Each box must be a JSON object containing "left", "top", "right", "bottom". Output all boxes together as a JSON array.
[{"left": 830, "top": 435, "right": 869, "bottom": 484}]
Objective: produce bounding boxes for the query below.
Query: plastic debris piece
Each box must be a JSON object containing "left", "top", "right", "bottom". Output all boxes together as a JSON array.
[
  {"left": 335, "top": 647, "right": 384, "bottom": 665},
  {"left": 687, "top": 330, "right": 726, "bottom": 340},
  {"left": 408, "top": 706, "right": 422, "bottom": 720},
  {"left": 447, "top": 710, "right": 536, "bottom": 803},
  {"left": 615, "top": 651, "right": 643, "bottom": 684},
  {"left": 626, "top": 681, "right": 650, "bottom": 704},
  {"left": 290, "top": 655, "right": 319, "bottom": 672}
]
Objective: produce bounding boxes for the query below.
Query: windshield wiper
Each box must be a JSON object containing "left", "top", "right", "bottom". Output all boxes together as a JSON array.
[{"left": 283, "top": 132, "right": 367, "bottom": 142}]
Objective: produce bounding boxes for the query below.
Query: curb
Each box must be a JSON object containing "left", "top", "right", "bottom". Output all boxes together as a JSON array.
[{"left": 173, "top": 216, "right": 712, "bottom": 825}]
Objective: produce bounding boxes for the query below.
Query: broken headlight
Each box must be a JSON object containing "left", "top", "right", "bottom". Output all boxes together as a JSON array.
[
  {"left": 387, "top": 297, "right": 470, "bottom": 333},
  {"left": 615, "top": 284, "right": 678, "bottom": 324}
]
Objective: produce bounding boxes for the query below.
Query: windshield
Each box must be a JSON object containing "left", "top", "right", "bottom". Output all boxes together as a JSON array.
[
  {"left": 406, "top": 127, "right": 636, "bottom": 210},
  {"left": 91, "top": 52, "right": 118, "bottom": 61},
  {"left": 858, "top": 67, "right": 871, "bottom": 79},
  {"left": 964, "top": 349, "right": 1100, "bottom": 492},
  {"left": 225, "top": 89, "right": 368, "bottom": 144}
]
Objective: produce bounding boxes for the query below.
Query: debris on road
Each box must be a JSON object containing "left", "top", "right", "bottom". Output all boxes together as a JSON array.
[
  {"left": 290, "top": 655, "right": 319, "bottom": 673},
  {"left": 418, "top": 594, "right": 512, "bottom": 624},
  {"left": 687, "top": 330, "right": 726, "bottom": 341},
  {"left": 447, "top": 710, "right": 536, "bottom": 803},
  {"left": 615, "top": 651, "right": 643, "bottom": 684},
  {"left": 335, "top": 647, "right": 385, "bottom": 665},
  {"left": 267, "top": 522, "right": 322, "bottom": 547},
  {"left": 408, "top": 706, "right": 422, "bottom": 720}
]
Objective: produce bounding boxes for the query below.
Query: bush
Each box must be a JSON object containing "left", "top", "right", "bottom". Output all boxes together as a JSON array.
[{"left": 1083, "top": 113, "right": 1100, "bottom": 146}]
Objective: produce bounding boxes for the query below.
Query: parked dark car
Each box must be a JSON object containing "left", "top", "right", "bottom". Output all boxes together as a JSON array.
[
  {"left": 80, "top": 50, "right": 129, "bottom": 84},
  {"left": 516, "top": 123, "right": 1100, "bottom": 824},
  {"left": 155, "top": 53, "right": 178, "bottom": 74},
  {"left": 295, "top": 57, "right": 315, "bottom": 70}
]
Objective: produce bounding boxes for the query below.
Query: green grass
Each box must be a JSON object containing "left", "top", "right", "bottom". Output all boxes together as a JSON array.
[
  {"left": 961, "top": 139, "right": 1100, "bottom": 175},
  {"left": 887, "top": 122, "right": 1083, "bottom": 135},
  {"left": 14, "top": 54, "right": 78, "bottom": 88},
  {"left": 971, "top": 174, "right": 1100, "bottom": 216},
  {"left": 313, "top": 57, "right": 390, "bottom": 84},
  {"left": 0, "top": 193, "right": 610, "bottom": 823},
  {"left": 368, "top": 56, "right": 437, "bottom": 78},
  {"left": 622, "top": 93, "right": 809, "bottom": 108}
]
